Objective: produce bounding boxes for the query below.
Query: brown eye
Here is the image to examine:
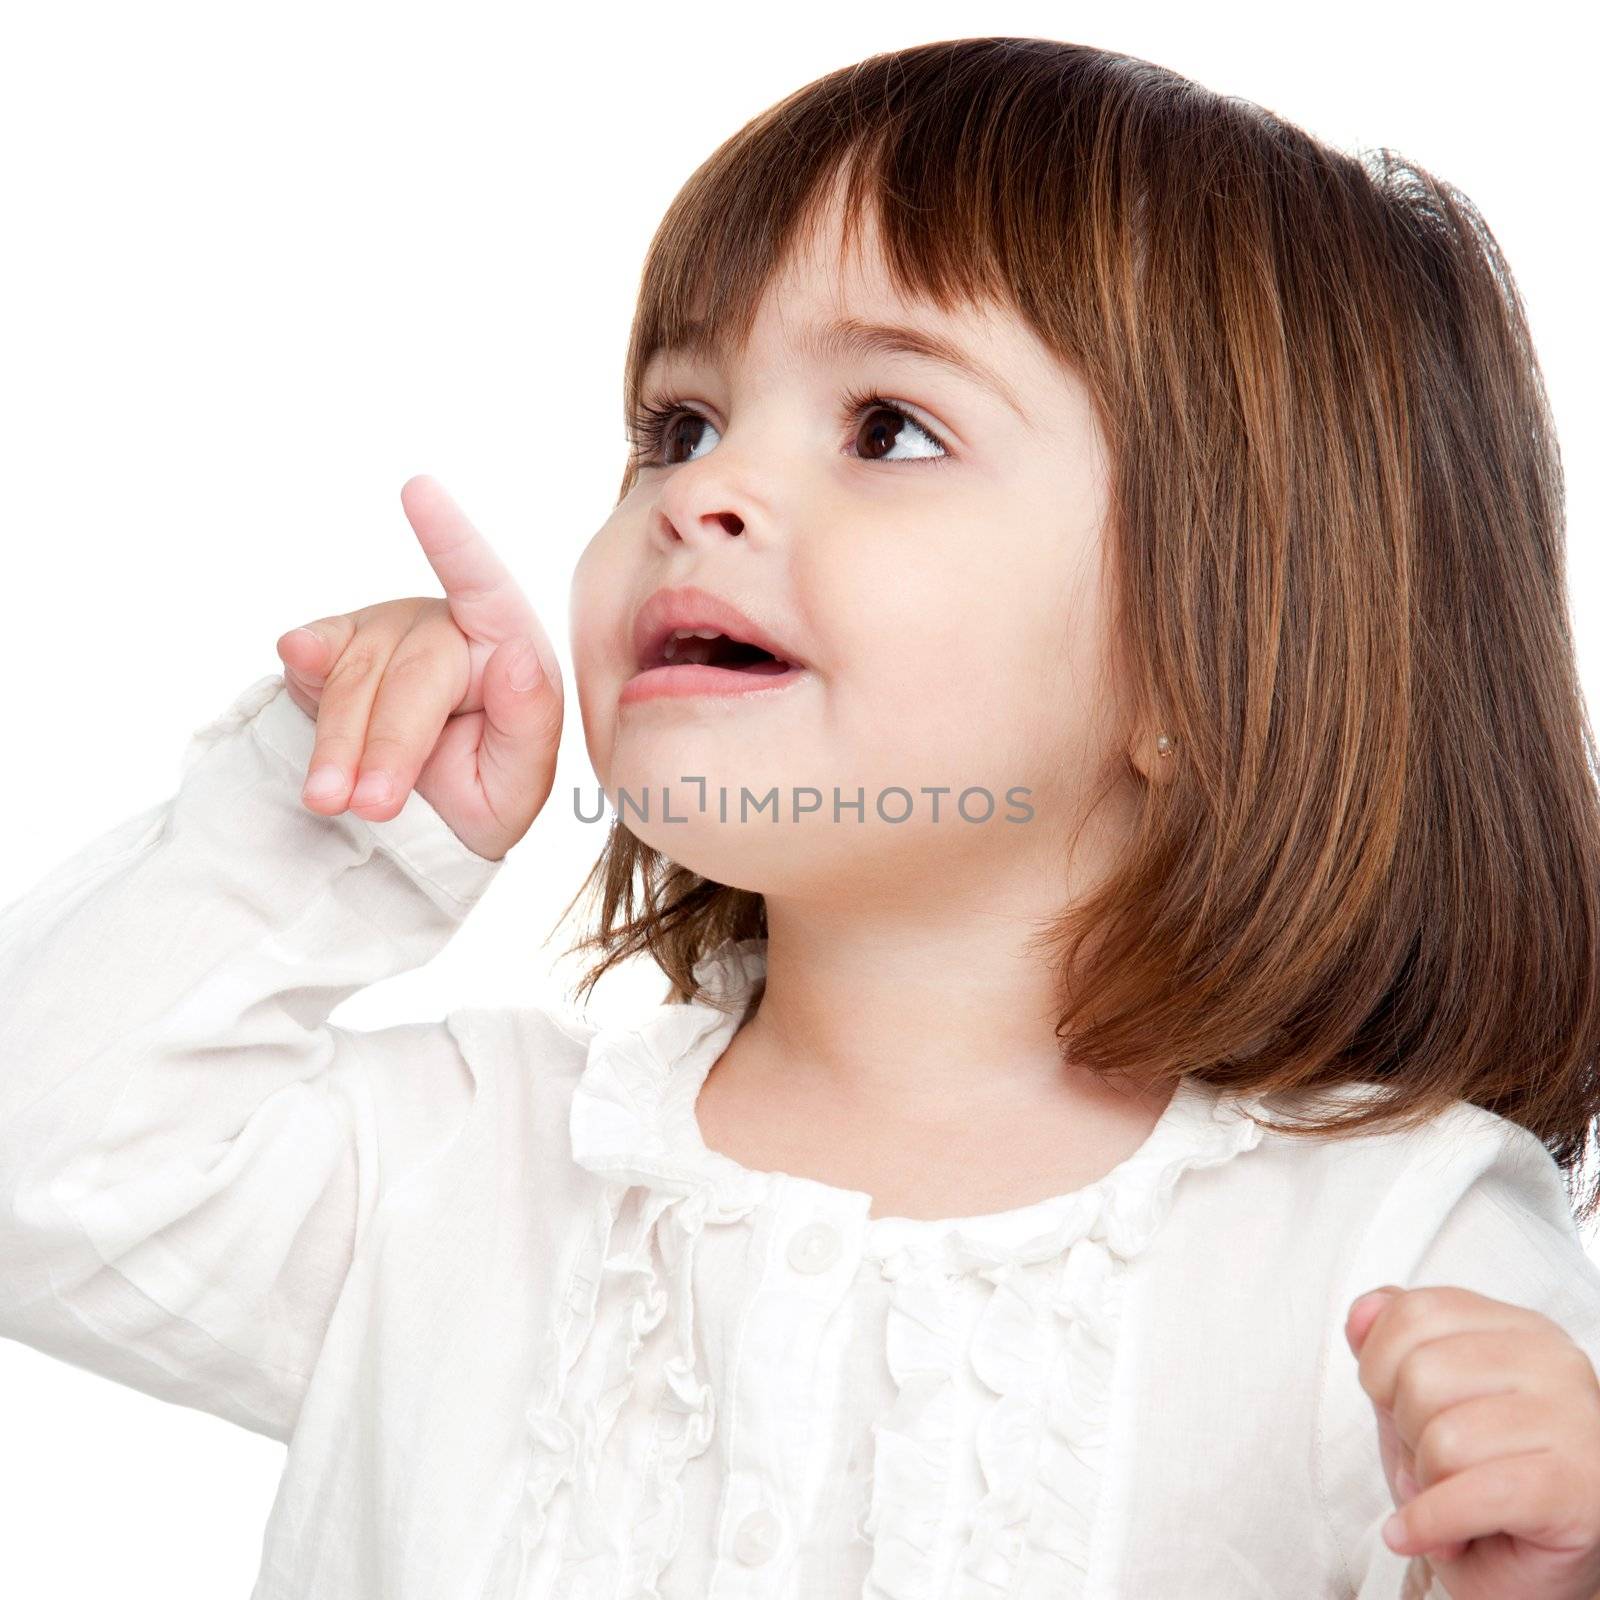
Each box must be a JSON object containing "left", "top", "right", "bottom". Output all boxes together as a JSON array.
[
  {"left": 660, "top": 412, "right": 711, "bottom": 466},
  {"left": 854, "top": 404, "right": 910, "bottom": 462},
  {"left": 849, "top": 399, "right": 945, "bottom": 463}
]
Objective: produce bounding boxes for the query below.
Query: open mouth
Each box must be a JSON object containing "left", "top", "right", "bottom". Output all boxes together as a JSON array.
[
  {"left": 654, "top": 629, "right": 794, "bottom": 675},
  {"left": 622, "top": 627, "right": 807, "bottom": 704}
]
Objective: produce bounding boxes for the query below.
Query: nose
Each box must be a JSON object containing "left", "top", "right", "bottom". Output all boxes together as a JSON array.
[{"left": 660, "top": 507, "right": 746, "bottom": 543}]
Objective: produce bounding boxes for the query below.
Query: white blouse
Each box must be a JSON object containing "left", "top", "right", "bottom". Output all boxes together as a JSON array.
[{"left": 3, "top": 671, "right": 1599, "bottom": 1600}]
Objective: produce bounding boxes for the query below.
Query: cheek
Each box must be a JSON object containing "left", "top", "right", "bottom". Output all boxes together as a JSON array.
[
  {"left": 814, "top": 529, "right": 1102, "bottom": 786},
  {"left": 806, "top": 571, "right": 992, "bottom": 798},
  {"left": 570, "top": 522, "right": 636, "bottom": 659},
  {"left": 567, "top": 526, "right": 636, "bottom": 765}
]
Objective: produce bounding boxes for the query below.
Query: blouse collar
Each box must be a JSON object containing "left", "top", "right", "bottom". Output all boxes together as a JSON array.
[{"left": 567, "top": 936, "right": 1272, "bottom": 1272}]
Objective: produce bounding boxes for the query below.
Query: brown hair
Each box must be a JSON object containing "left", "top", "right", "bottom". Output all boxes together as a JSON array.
[{"left": 556, "top": 36, "right": 1600, "bottom": 1224}]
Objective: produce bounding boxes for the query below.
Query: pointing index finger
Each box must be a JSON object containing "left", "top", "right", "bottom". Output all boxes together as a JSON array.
[{"left": 399, "top": 474, "right": 537, "bottom": 646}]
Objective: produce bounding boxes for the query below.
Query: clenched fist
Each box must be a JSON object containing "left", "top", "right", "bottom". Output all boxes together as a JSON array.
[
  {"left": 274, "top": 474, "right": 563, "bottom": 862},
  {"left": 1346, "top": 1284, "right": 1600, "bottom": 1599}
]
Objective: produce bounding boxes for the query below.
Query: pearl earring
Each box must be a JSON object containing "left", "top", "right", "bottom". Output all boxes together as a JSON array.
[{"left": 1155, "top": 733, "right": 1174, "bottom": 757}]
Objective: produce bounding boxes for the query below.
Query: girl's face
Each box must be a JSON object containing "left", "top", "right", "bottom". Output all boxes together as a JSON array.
[{"left": 570, "top": 183, "right": 1138, "bottom": 902}]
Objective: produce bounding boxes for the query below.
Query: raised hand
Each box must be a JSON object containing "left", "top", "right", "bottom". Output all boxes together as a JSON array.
[{"left": 274, "top": 474, "right": 563, "bottom": 861}]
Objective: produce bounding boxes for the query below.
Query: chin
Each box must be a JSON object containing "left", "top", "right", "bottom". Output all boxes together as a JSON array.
[
  {"left": 629, "top": 820, "right": 903, "bottom": 902},
  {"left": 630, "top": 824, "right": 798, "bottom": 894},
  {"left": 603, "top": 725, "right": 824, "bottom": 808}
]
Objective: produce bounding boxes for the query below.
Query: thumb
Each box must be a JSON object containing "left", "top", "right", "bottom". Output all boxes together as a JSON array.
[
  {"left": 1346, "top": 1286, "right": 1403, "bottom": 1353},
  {"left": 477, "top": 636, "right": 563, "bottom": 824}
]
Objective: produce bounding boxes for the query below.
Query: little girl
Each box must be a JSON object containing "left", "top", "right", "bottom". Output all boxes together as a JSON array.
[{"left": 4, "top": 34, "right": 1600, "bottom": 1600}]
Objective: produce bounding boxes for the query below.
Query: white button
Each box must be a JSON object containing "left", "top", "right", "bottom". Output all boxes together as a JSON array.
[
  {"left": 733, "top": 1506, "right": 783, "bottom": 1565},
  {"left": 786, "top": 1220, "right": 841, "bottom": 1273}
]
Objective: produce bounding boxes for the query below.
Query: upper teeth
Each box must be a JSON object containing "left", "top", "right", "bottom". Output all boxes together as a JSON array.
[{"left": 661, "top": 626, "right": 734, "bottom": 666}]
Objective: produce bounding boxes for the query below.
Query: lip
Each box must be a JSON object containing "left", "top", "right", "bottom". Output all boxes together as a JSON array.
[
  {"left": 624, "top": 583, "right": 809, "bottom": 704},
  {"left": 619, "top": 659, "right": 809, "bottom": 705},
  {"left": 630, "top": 584, "right": 805, "bottom": 675}
]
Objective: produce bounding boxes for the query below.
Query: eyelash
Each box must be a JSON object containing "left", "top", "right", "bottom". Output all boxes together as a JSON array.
[{"left": 626, "top": 385, "right": 952, "bottom": 469}]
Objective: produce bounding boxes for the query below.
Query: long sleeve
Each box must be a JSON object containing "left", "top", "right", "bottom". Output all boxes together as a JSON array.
[
  {"left": 1315, "top": 1105, "right": 1600, "bottom": 1598},
  {"left": 0, "top": 672, "right": 505, "bottom": 1443}
]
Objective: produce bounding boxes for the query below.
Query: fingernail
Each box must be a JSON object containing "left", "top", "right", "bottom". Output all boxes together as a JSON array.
[
  {"left": 350, "top": 771, "right": 391, "bottom": 808},
  {"left": 288, "top": 627, "right": 321, "bottom": 648},
  {"left": 508, "top": 640, "right": 544, "bottom": 692},
  {"left": 1382, "top": 1510, "right": 1408, "bottom": 1550},
  {"left": 303, "top": 765, "right": 344, "bottom": 801}
]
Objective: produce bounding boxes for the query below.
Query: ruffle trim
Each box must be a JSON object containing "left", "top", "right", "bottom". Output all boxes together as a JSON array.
[
  {"left": 860, "top": 1072, "right": 1268, "bottom": 1597},
  {"left": 512, "top": 934, "right": 1272, "bottom": 1598},
  {"left": 508, "top": 1178, "right": 768, "bottom": 1596},
  {"left": 500, "top": 946, "right": 772, "bottom": 1596}
]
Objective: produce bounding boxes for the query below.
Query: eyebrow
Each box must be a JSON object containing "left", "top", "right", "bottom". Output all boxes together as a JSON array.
[{"left": 643, "top": 313, "right": 1030, "bottom": 423}]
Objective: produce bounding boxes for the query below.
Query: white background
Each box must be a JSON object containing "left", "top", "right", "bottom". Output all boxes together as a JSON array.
[{"left": 1, "top": 2, "right": 1594, "bottom": 1592}]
